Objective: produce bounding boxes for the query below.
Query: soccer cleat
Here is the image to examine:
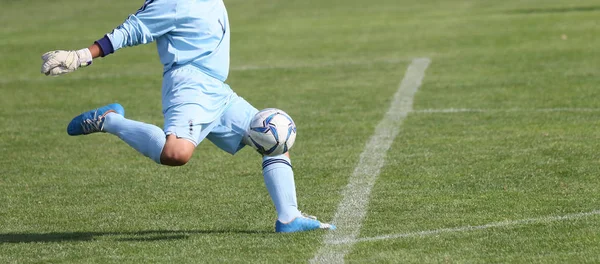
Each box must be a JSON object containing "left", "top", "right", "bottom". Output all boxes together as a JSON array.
[
  {"left": 275, "top": 214, "right": 336, "bottom": 233},
  {"left": 67, "top": 103, "right": 125, "bottom": 136}
]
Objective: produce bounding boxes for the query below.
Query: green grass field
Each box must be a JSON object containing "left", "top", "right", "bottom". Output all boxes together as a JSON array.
[{"left": 2, "top": 0, "right": 600, "bottom": 263}]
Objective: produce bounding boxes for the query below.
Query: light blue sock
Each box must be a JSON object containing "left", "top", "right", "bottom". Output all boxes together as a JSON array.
[
  {"left": 103, "top": 113, "right": 165, "bottom": 164},
  {"left": 262, "top": 155, "right": 302, "bottom": 223}
]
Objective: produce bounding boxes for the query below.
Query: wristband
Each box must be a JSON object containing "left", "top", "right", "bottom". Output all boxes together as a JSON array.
[{"left": 94, "top": 35, "right": 115, "bottom": 57}]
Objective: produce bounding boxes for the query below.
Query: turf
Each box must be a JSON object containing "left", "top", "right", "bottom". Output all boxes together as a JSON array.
[{"left": 1, "top": 0, "right": 599, "bottom": 263}]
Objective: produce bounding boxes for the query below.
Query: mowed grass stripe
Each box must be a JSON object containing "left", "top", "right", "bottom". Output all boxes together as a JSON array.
[
  {"left": 414, "top": 108, "right": 600, "bottom": 114},
  {"left": 311, "top": 58, "right": 431, "bottom": 264},
  {"left": 0, "top": 57, "right": 411, "bottom": 85}
]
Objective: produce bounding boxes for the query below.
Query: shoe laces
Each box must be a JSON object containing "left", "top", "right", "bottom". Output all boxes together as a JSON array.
[{"left": 81, "top": 109, "right": 105, "bottom": 134}]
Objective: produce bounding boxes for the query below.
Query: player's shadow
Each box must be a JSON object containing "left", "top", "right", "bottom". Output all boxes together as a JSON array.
[
  {"left": 0, "top": 229, "right": 270, "bottom": 244},
  {"left": 507, "top": 5, "right": 600, "bottom": 14}
]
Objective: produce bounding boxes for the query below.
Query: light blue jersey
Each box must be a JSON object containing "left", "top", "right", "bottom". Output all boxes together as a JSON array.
[
  {"left": 96, "top": 0, "right": 230, "bottom": 81},
  {"left": 94, "top": 0, "right": 253, "bottom": 149},
  {"left": 95, "top": 0, "right": 234, "bottom": 124}
]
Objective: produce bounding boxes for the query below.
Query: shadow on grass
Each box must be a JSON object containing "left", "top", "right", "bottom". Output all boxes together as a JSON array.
[
  {"left": 507, "top": 5, "right": 600, "bottom": 14},
  {"left": 0, "top": 229, "right": 271, "bottom": 243}
]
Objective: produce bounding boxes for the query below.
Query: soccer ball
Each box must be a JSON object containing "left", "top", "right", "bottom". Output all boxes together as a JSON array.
[{"left": 246, "top": 108, "right": 297, "bottom": 156}]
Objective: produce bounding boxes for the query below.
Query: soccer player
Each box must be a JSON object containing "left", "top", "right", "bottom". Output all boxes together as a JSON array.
[{"left": 40, "top": 0, "right": 335, "bottom": 233}]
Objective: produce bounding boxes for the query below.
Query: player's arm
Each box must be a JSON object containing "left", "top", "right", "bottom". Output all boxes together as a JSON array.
[
  {"left": 87, "top": 43, "right": 103, "bottom": 59},
  {"left": 41, "top": 0, "right": 177, "bottom": 76}
]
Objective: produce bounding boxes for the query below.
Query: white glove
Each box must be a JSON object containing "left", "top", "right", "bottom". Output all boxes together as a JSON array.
[{"left": 41, "top": 49, "right": 93, "bottom": 76}]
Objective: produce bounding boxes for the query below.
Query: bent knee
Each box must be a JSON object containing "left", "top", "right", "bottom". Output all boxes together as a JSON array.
[
  {"left": 160, "top": 149, "right": 193, "bottom": 166},
  {"left": 161, "top": 136, "right": 195, "bottom": 166}
]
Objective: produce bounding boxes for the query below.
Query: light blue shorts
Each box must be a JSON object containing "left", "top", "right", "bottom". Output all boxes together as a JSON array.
[
  {"left": 163, "top": 89, "right": 258, "bottom": 155},
  {"left": 206, "top": 95, "right": 259, "bottom": 154},
  {"left": 162, "top": 65, "right": 233, "bottom": 124}
]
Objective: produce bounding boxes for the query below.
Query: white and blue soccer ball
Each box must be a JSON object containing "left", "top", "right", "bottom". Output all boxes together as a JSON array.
[{"left": 246, "top": 108, "right": 297, "bottom": 156}]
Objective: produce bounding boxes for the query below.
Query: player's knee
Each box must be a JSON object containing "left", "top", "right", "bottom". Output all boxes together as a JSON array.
[
  {"left": 160, "top": 136, "right": 195, "bottom": 166},
  {"left": 160, "top": 149, "right": 193, "bottom": 166}
]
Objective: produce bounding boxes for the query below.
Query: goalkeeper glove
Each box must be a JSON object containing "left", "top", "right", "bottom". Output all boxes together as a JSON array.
[{"left": 41, "top": 49, "right": 93, "bottom": 76}]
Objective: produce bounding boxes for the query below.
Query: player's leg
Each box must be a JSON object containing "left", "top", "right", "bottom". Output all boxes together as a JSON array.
[
  {"left": 260, "top": 152, "right": 301, "bottom": 223},
  {"left": 69, "top": 104, "right": 218, "bottom": 167},
  {"left": 159, "top": 64, "right": 232, "bottom": 165},
  {"left": 67, "top": 103, "right": 167, "bottom": 164},
  {"left": 67, "top": 103, "right": 199, "bottom": 166},
  {"left": 206, "top": 94, "right": 335, "bottom": 232},
  {"left": 260, "top": 152, "right": 335, "bottom": 232},
  {"left": 205, "top": 97, "right": 303, "bottom": 222},
  {"left": 67, "top": 66, "right": 225, "bottom": 166},
  {"left": 160, "top": 135, "right": 195, "bottom": 166},
  {"left": 161, "top": 102, "right": 219, "bottom": 166},
  {"left": 106, "top": 111, "right": 197, "bottom": 166}
]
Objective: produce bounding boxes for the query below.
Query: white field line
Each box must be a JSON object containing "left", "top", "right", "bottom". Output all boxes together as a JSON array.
[
  {"left": 310, "top": 58, "right": 431, "bottom": 264},
  {"left": 327, "top": 209, "right": 600, "bottom": 245}
]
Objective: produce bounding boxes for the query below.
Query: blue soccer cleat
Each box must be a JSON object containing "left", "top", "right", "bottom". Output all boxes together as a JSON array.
[
  {"left": 67, "top": 103, "right": 124, "bottom": 136},
  {"left": 275, "top": 214, "right": 336, "bottom": 233}
]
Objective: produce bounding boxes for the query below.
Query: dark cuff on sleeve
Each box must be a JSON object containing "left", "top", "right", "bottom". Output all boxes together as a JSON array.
[{"left": 94, "top": 35, "right": 114, "bottom": 57}]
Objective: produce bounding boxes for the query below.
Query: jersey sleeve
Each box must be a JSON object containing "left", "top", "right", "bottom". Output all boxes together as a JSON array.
[{"left": 94, "top": 0, "right": 177, "bottom": 57}]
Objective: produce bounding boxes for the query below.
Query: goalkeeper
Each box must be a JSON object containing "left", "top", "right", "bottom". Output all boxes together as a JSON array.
[{"left": 40, "top": 0, "right": 335, "bottom": 233}]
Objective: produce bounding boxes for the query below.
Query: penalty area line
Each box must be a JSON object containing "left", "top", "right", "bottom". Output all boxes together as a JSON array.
[
  {"left": 328, "top": 209, "right": 600, "bottom": 245},
  {"left": 310, "top": 58, "right": 431, "bottom": 264}
]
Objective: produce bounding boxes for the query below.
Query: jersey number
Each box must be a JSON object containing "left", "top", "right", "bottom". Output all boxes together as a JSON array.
[{"left": 136, "top": 0, "right": 155, "bottom": 14}]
